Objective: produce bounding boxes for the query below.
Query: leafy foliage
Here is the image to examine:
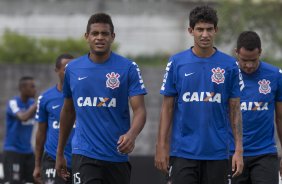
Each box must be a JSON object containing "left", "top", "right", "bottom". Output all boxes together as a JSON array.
[
  {"left": 128, "top": 54, "right": 170, "bottom": 67},
  {"left": 0, "top": 30, "right": 117, "bottom": 63},
  {"left": 0, "top": 30, "right": 42, "bottom": 63},
  {"left": 217, "top": 0, "right": 282, "bottom": 61},
  {"left": 0, "top": 29, "right": 166, "bottom": 66}
]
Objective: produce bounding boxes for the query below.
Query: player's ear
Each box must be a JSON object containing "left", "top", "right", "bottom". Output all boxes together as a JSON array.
[
  {"left": 188, "top": 27, "right": 193, "bottom": 35},
  {"left": 214, "top": 26, "right": 218, "bottom": 34},
  {"left": 259, "top": 48, "right": 262, "bottom": 56},
  {"left": 111, "top": 32, "right": 115, "bottom": 40},
  {"left": 234, "top": 48, "right": 238, "bottom": 55},
  {"left": 84, "top": 32, "right": 88, "bottom": 40}
]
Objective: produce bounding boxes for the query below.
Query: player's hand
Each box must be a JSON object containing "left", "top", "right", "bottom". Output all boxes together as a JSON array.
[
  {"left": 55, "top": 154, "right": 70, "bottom": 181},
  {"left": 33, "top": 166, "right": 42, "bottom": 184},
  {"left": 232, "top": 151, "right": 244, "bottom": 177},
  {"left": 117, "top": 133, "right": 136, "bottom": 154},
  {"left": 154, "top": 143, "right": 169, "bottom": 173}
]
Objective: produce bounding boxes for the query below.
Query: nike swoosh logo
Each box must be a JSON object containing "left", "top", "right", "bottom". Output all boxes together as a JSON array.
[
  {"left": 185, "top": 72, "right": 194, "bottom": 77},
  {"left": 52, "top": 105, "right": 60, "bottom": 109},
  {"left": 78, "top": 76, "right": 88, "bottom": 80}
]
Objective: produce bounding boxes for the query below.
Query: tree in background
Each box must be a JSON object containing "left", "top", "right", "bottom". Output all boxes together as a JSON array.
[
  {"left": 0, "top": 29, "right": 168, "bottom": 66},
  {"left": 0, "top": 30, "right": 118, "bottom": 64},
  {"left": 217, "top": 0, "right": 282, "bottom": 64}
]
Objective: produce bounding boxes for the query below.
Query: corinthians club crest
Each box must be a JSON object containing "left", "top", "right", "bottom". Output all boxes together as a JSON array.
[
  {"left": 258, "top": 79, "right": 271, "bottom": 95},
  {"left": 106, "top": 72, "right": 120, "bottom": 89},
  {"left": 211, "top": 67, "right": 225, "bottom": 84}
]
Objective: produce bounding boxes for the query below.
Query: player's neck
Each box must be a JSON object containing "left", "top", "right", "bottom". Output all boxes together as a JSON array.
[
  {"left": 89, "top": 51, "right": 111, "bottom": 64},
  {"left": 192, "top": 46, "right": 215, "bottom": 58},
  {"left": 20, "top": 94, "right": 29, "bottom": 103},
  {"left": 57, "top": 82, "right": 63, "bottom": 92}
]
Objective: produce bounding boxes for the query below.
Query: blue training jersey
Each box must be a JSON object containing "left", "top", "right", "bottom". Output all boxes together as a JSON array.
[
  {"left": 63, "top": 52, "right": 147, "bottom": 162},
  {"left": 160, "top": 48, "right": 240, "bottom": 160},
  {"left": 4, "top": 96, "right": 35, "bottom": 153},
  {"left": 230, "top": 61, "right": 282, "bottom": 156},
  {"left": 36, "top": 86, "right": 74, "bottom": 167}
]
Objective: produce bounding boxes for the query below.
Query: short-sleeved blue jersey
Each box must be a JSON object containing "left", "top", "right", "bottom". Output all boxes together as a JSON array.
[
  {"left": 36, "top": 86, "right": 74, "bottom": 167},
  {"left": 4, "top": 96, "right": 35, "bottom": 153},
  {"left": 160, "top": 48, "right": 240, "bottom": 160},
  {"left": 230, "top": 61, "right": 282, "bottom": 156},
  {"left": 63, "top": 52, "right": 147, "bottom": 162}
]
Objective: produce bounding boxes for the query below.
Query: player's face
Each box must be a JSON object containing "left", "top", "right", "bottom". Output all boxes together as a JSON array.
[
  {"left": 56, "top": 58, "right": 72, "bottom": 83},
  {"left": 85, "top": 23, "right": 115, "bottom": 56},
  {"left": 189, "top": 22, "right": 217, "bottom": 50},
  {"left": 237, "top": 47, "right": 261, "bottom": 74},
  {"left": 22, "top": 80, "right": 36, "bottom": 98}
]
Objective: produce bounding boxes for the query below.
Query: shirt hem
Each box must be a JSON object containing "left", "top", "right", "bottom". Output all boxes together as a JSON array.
[
  {"left": 73, "top": 150, "right": 128, "bottom": 162},
  {"left": 170, "top": 153, "right": 229, "bottom": 160},
  {"left": 3, "top": 148, "right": 33, "bottom": 154}
]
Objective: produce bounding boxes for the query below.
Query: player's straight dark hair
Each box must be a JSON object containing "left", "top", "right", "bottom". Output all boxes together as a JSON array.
[
  {"left": 55, "top": 53, "right": 74, "bottom": 69},
  {"left": 86, "top": 13, "right": 114, "bottom": 34},
  {"left": 189, "top": 5, "right": 218, "bottom": 29},
  {"left": 236, "top": 31, "right": 261, "bottom": 51},
  {"left": 19, "top": 76, "right": 34, "bottom": 88}
]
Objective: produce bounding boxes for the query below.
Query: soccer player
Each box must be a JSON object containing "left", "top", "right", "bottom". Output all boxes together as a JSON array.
[
  {"left": 231, "top": 31, "right": 282, "bottom": 184},
  {"left": 33, "top": 54, "right": 74, "bottom": 184},
  {"left": 155, "top": 5, "right": 244, "bottom": 184},
  {"left": 55, "top": 13, "right": 147, "bottom": 184},
  {"left": 3, "top": 76, "right": 37, "bottom": 184}
]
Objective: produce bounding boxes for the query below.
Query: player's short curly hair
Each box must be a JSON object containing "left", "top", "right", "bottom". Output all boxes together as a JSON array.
[
  {"left": 86, "top": 13, "right": 114, "bottom": 34},
  {"left": 19, "top": 76, "right": 34, "bottom": 88},
  {"left": 55, "top": 53, "right": 74, "bottom": 69},
  {"left": 189, "top": 5, "right": 218, "bottom": 29},
  {"left": 236, "top": 31, "right": 261, "bottom": 51}
]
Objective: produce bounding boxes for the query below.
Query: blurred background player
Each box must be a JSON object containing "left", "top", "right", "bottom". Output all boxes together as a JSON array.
[
  {"left": 231, "top": 31, "right": 282, "bottom": 184},
  {"left": 155, "top": 5, "right": 243, "bottom": 184},
  {"left": 33, "top": 54, "right": 74, "bottom": 184},
  {"left": 55, "top": 13, "right": 147, "bottom": 184},
  {"left": 3, "top": 76, "right": 37, "bottom": 184}
]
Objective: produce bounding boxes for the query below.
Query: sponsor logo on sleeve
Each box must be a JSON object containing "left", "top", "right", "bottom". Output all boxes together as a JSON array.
[
  {"left": 161, "top": 61, "right": 172, "bottom": 91},
  {"left": 133, "top": 62, "right": 145, "bottom": 89},
  {"left": 9, "top": 100, "right": 20, "bottom": 114}
]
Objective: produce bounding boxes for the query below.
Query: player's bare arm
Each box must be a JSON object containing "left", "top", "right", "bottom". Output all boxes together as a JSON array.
[
  {"left": 229, "top": 97, "right": 244, "bottom": 177},
  {"left": 117, "top": 95, "right": 146, "bottom": 154},
  {"left": 56, "top": 98, "right": 75, "bottom": 180},
  {"left": 155, "top": 96, "right": 174, "bottom": 173},
  {"left": 275, "top": 102, "right": 282, "bottom": 177},
  {"left": 16, "top": 103, "right": 37, "bottom": 122},
  {"left": 33, "top": 122, "right": 47, "bottom": 183}
]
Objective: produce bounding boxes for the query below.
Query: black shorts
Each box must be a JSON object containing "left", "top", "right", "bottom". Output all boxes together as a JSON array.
[
  {"left": 231, "top": 154, "right": 278, "bottom": 184},
  {"left": 3, "top": 150, "right": 34, "bottom": 184},
  {"left": 167, "top": 156, "right": 229, "bottom": 184},
  {"left": 72, "top": 154, "right": 131, "bottom": 184},
  {"left": 41, "top": 152, "right": 72, "bottom": 184}
]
